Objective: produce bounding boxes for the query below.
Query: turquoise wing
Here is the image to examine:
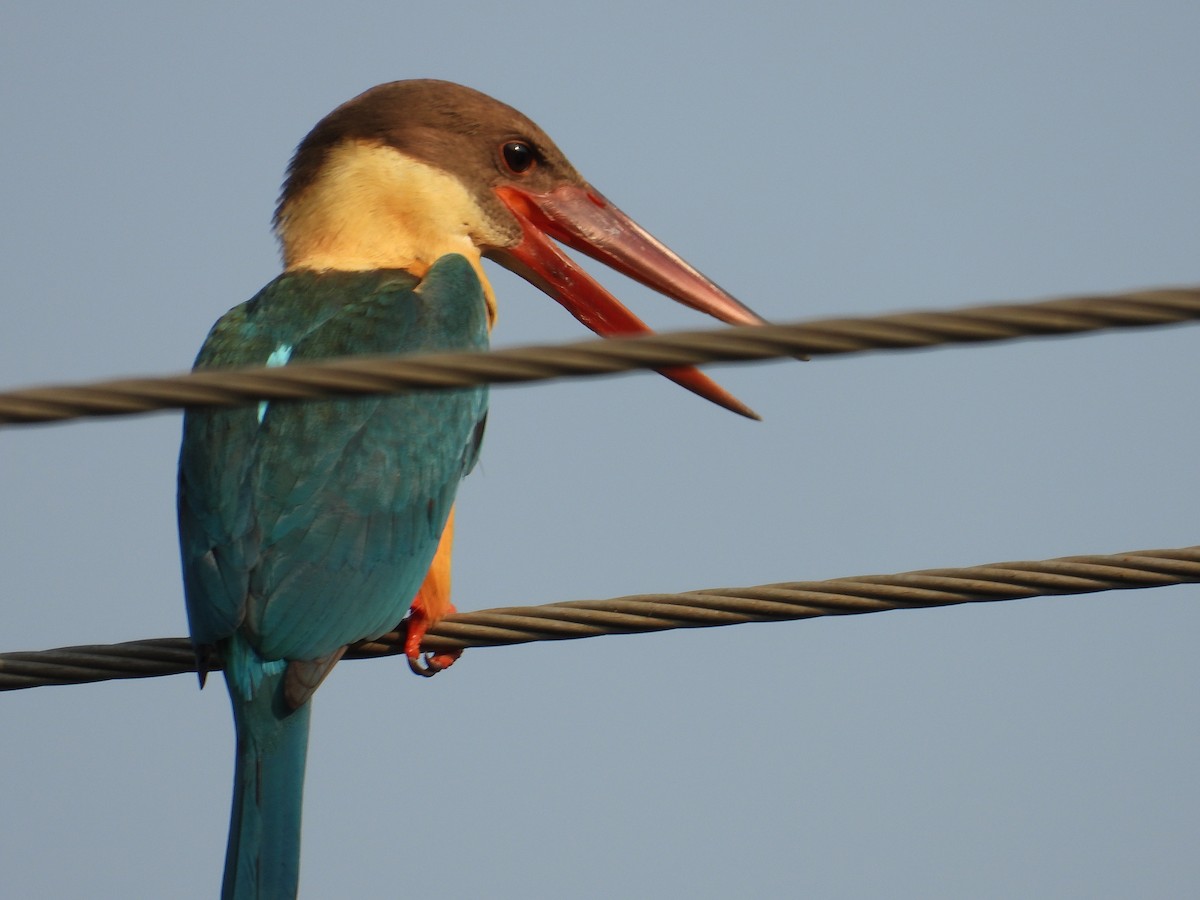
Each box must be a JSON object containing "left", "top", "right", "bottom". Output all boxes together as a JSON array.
[{"left": 178, "top": 255, "right": 489, "bottom": 663}]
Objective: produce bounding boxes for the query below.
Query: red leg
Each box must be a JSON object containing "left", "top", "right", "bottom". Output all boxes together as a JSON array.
[{"left": 403, "top": 508, "right": 463, "bottom": 677}]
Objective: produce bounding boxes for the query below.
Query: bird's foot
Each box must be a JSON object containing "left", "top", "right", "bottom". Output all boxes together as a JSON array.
[
  {"left": 407, "top": 651, "right": 460, "bottom": 678},
  {"left": 403, "top": 600, "right": 462, "bottom": 678}
]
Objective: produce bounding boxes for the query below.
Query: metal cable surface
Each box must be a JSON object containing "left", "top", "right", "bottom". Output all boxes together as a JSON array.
[
  {"left": 3, "top": 544, "right": 1196, "bottom": 690},
  {"left": 1, "top": 285, "right": 1197, "bottom": 425}
]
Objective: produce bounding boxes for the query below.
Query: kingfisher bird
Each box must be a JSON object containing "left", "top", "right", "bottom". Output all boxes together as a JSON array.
[{"left": 177, "top": 79, "right": 767, "bottom": 899}]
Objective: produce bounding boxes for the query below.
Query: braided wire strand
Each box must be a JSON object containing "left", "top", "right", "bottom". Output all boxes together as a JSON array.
[
  {"left": 3, "top": 545, "right": 1196, "bottom": 690},
  {"left": 1, "top": 286, "right": 1197, "bottom": 425}
]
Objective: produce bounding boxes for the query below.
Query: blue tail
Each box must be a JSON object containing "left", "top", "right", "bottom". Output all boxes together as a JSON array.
[{"left": 221, "top": 634, "right": 311, "bottom": 900}]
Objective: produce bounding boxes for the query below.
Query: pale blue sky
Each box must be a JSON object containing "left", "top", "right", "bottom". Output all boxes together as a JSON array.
[{"left": 2, "top": 2, "right": 1198, "bottom": 897}]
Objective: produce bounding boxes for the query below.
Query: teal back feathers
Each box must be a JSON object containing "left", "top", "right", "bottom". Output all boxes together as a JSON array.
[
  {"left": 178, "top": 254, "right": 489, "bottom": 898},
  {"left": 179, "top": 256, "right": 489, "bottom": 661}
]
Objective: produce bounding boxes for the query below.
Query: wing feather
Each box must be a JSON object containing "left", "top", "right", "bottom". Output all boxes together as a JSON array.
[{"left": 179, "top": 256, "right": 489, "bottom": 661}]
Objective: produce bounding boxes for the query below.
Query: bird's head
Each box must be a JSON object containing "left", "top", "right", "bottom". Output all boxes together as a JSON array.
[{"left": 275, "top": 79, "right": 765, "bottom": 417}]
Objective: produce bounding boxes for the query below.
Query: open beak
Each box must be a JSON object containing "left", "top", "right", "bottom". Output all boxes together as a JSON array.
[{"left": 488, "top": 183, "right": 765, "bottom": 419}]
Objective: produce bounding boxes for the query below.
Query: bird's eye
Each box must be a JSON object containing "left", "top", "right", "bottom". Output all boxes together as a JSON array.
[{"left": 500, "top": 140, "right": 536, "bottom": 174}]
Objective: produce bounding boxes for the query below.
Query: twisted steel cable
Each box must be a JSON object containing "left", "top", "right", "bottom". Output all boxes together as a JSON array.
[
  {"left": 1, "top": 285, "right": 1197, "bottom": 425},
  {"left": 3, "top": 545, "right": 1196, "bottom": 691}
]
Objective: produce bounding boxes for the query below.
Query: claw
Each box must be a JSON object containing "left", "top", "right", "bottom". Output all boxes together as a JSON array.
[
  {"left": 405, "top": 648, "right": 462, "bottom": 677},
  {"left": 402, "top": 599, "right": 463, "bottom": 678},
  {"left": 406, "top": 650, "right": 460, "bottom": 678},
  {"left": 407, "top": 653, "right": 442, "bottom": 678}
]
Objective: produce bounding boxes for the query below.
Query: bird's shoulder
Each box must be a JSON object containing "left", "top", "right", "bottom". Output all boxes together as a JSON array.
[{"left": 196, "top": 254, "right": 487, "bottom": 369}]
